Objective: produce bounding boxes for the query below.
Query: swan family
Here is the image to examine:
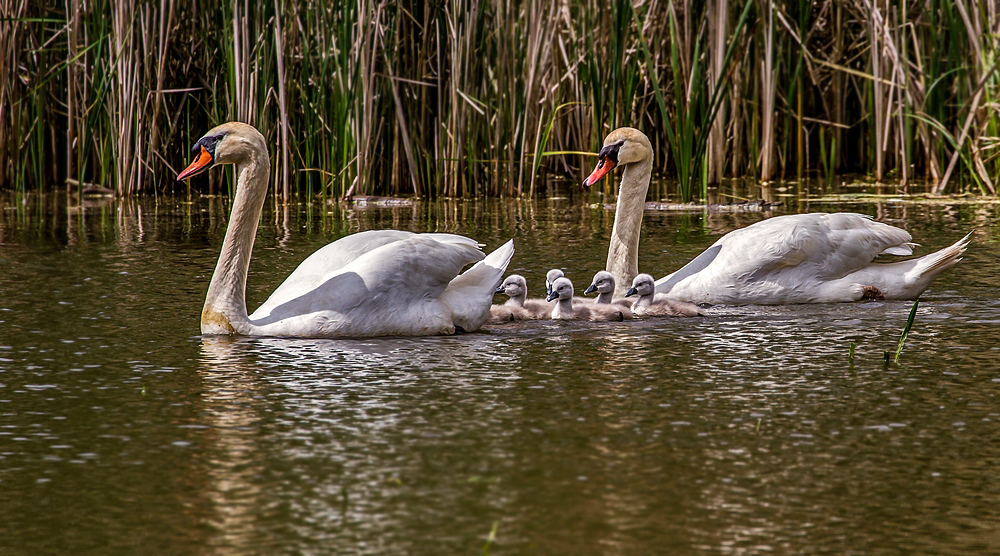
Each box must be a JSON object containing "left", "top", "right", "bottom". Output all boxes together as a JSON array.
[{"left": 180, "top": 122, "right": 970, "bottom": 338}]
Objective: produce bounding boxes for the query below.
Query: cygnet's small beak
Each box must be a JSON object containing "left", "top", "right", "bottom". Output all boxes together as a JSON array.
[
  {"left": 546, "top": 291, "right": 559, "bottom": 302},
  {"left": 583, "top": 284, "right": 597, "bottom": 295},
  {"left": 495, "top": 285, "right": 505, "bottom": 294},
  {"left": 545, "top": 282, "right": 553, "bottom": 296},
  {"left": 625, "top": 287, "right": 638, "bottom": 297}
]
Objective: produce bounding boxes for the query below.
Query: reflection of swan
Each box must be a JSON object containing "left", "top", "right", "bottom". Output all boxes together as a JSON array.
[
  {"left": 490, "top": 275, "right": 551, "bottom": 322},
  {"left": 625, "top": 274, "right": 703, "bottom": 317},
  {"left": 584, "top": 271, "right": 634, "bottom": 308},
  {"left": 178, "top": 122, "right": 513, "bottom": 337},
  {"left": 547, "top": 277, "right": 631, "bottom": 321},
  {"left": 583, "top": 127, "right": 971, "bottom": 304}
]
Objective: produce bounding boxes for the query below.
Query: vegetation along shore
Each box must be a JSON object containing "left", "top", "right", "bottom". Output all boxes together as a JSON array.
[{"left": 3, "top": 0, "right": 998, "bottom": 200}]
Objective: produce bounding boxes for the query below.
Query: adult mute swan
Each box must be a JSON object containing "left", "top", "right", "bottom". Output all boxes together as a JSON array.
[
  {"left": 583, "top": 127, "right": 971, "bottom": 304},
  {"left": 547, "top": 277, "right": 632, "bottom": 321},
  {"left": 178, "top": 122, "right": 514, "bottom": 337},
  {"left": 625, "top": 274, "right": 704, "bottom": 317}
]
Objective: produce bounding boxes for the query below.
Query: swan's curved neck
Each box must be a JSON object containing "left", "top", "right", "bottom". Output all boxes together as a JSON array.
[
  {"left": 202, "top": 153, "right": 270, "bottom": 334},
  {"left": 607, "top": 157, "right": 652, "bottom": 295}
]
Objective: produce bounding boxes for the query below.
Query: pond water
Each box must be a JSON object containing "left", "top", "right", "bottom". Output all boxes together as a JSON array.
[{"left": 1, "top": 188, "right": 999, "bottom": 554}]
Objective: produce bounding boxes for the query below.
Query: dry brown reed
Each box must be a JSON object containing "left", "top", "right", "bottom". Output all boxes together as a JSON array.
[{"left": 2, "top": 0, "right": 998, "bottom": 200}]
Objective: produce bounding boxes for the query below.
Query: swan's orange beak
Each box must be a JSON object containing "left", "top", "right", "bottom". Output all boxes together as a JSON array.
[
  {"left": 583, "top": 158, "right": 616, "bottom": 187},
  {"left": 177, "top": 146, "right": 214, "bottom": 180}
]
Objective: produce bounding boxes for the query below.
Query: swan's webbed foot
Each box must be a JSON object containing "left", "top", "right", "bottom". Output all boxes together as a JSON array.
[
  {"left": 454, "top": 325, "right": 467, "bottom": 334},
  {"left": 861, "top": 285, "right": 885, "bottom": 301}
]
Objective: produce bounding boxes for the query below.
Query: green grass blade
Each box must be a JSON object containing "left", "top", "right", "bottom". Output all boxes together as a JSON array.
[{"left": 894, "top": 300, "right": 920, "bottom": 363}]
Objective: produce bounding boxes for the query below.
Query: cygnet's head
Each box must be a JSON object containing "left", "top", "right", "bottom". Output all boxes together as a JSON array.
[
  {"left": 545, "top": 269, "right": 565, "bottom": 296},
  {"left": 584, "top": 270, "right": 616, "bottom": 295},
  {"left": 547, "top": 277, "right": 575, "bottom": 302},
  {"left": 177, "top": 122, "right": 267, "bottom": 180},
  {"left": 625, "top": 273, "right": 656, "bottom": 298},
  {"left": 496, "top": 274, "right": 528, "bottom": 297}
]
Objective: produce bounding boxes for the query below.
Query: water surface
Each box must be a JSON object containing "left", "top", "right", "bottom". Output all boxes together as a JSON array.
[{"left": 1, "top": 190, "right": 999, "bottom": 554}]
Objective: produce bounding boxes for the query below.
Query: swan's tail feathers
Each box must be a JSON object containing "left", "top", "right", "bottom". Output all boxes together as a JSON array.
[
  {"left": 442, "top": 239, "right": 515, "bottom": 333},
  {"left": 904, "top": 232, "right": 972, "bottom": 285}
]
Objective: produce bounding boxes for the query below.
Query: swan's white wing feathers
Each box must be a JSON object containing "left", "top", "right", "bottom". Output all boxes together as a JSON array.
[
  {"left": 253, "top": 230, "right": 416, "bottom": 316},
  {"left": 657, "top": 213, "right": 917, "bottom": 303},
  {"left": 249, "top": 233, "right": 487, "bottom": 336},
  {"left": 709, "top": 213, "right": 910, "bottom": 277},
  {"left": 352, "top": 235, "right": 485, "bottom": 301},
  {"left": 441, "top": 239, "right": 515, "bottom": 331}
]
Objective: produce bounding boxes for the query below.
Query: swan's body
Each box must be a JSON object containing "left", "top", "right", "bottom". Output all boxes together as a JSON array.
[
  {"left": 180, "top": 122, "right": 513, "bottom": 337},
  {"left": 489, "top": 275, "right": 551, "bottom": 322},
  {"left": 584, "top": 270, "right": 634, "bottom": 308},
  {"left": 625, "top": 274, "right": 703, "bottom": 317},
  {"left": 547, "top": 277, "right": 631, "bottom": 321},
  {"left": 583, "top": 127, "right": 971, "bottom": 304}
]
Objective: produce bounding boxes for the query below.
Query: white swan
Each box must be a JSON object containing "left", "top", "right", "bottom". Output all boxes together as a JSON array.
[
  {"left": 547, "top": 277, "right": 632, "bottom": 321},
  {"left": 583, "top": 127, "right": 971, "bottom": 304},
  {"left": 489, "top": 275, "right": 551, "bottom": 322},
  {"left": 625, "top": 274, "right": 704, "bottom": 317},
  {"left": 584, "top": 270, "right": 634, "bottom": 308},
  {"left": 178, "top": 122, "right": 514, "bottom": 337}
]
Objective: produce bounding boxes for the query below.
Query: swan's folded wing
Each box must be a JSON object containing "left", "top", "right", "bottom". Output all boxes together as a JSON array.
[
  {"left": 253, "top": 230, "right": 416, "bottom": 317},
  {"left": 248, "top": 234, "right": 485, "bottom": 333},
  {"left": 420, "top": 233, "right": 484, "bottom": 249},
  {"left": 352, "top": 235, "right": 486, "bottom": 301},
  {"left": 815, "top": 213, "right": 914, "bottom": 275},
  {"left": 441, "top": 239, "right": 515, "bottom": 331},
  {"left": 656, "top": 213, "right": 916, "bottom": 295}
]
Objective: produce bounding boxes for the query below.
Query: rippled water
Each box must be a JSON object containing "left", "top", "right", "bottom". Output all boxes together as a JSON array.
[{"left": 1, "top": 190, "right": 999, "bottom": 554}]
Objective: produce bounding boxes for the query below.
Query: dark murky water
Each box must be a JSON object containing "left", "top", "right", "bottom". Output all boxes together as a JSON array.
[{"left": 2, "top": 188, "right": 999, "bottom": 554}]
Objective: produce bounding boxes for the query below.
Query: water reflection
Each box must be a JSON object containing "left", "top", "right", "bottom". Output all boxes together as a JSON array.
[
  {"left": 1, "top": 190, "right": 999, "bottom": 554},
  {"left": 197, "top": 337, "right": 269, "bottom": 553}
]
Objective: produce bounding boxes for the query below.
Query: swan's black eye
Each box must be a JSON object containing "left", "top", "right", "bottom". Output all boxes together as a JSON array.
[
  {"left": 193, "top": 132, "right": 226, "bottom": 157},
  {"left": 598, "top": 140, "right": 624, "bottom": 164}
]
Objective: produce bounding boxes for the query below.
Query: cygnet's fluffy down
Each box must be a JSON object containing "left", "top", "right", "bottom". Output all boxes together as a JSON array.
[
  {"left": 626, "top": 274, "right": 703, "bottom": 317},
  {"left": 547, "top": 277, "right": 632, "bottom": 321},
  {"left": 584, "top": 270, "right": 635, "bottom": 308},
  {"left": 489, "top": 274, "right": 551, "bottom": 323}
]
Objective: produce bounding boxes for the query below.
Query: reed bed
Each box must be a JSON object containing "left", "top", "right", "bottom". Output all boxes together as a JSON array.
[{"left": 2, "top": 0, "right": 998, "bottom": 200}]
